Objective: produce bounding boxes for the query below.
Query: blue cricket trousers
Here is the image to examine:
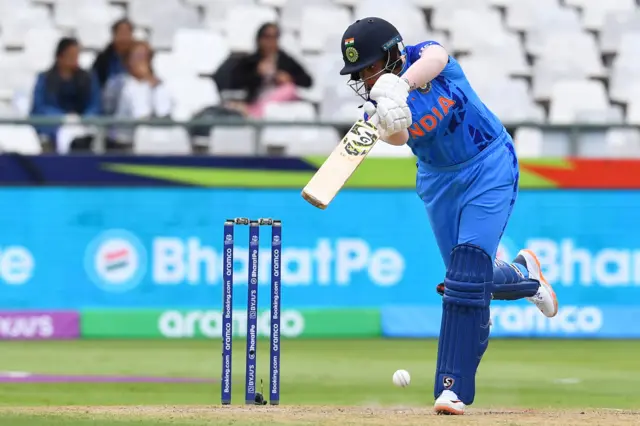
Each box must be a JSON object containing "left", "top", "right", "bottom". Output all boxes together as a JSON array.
[{"left": 416, "top": 132, "right": 519, "bottom": 268}]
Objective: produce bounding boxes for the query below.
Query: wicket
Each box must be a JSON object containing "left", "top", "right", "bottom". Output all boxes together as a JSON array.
[{"left": 221, "top": 217, "right": 282, "bottom": 406}]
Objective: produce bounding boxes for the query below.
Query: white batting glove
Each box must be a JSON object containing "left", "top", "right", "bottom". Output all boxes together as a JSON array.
[
  {"left": 363, "top": 97, "right": 412, "bottom": 137},
  {"left": 370, "top": 74, "right": 410, "bottom": 107},
  {"left": 367, "top": 74, "right": 412, "bottom": 135}
]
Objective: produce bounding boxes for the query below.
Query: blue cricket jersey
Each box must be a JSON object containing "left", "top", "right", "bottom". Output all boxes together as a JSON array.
[{"left": 400, "top": 41, "right": 506, "bottom": 169}]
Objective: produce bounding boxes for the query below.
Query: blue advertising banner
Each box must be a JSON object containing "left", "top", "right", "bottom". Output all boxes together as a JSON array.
[
  {"left": 0, "top": 187, "right": 638, "bottom": 339},
  {"left": 381, "top": 304, "right": 640, "bottom": 338}
]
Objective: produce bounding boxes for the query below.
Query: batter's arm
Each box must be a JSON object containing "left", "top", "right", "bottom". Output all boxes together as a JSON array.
[
  {"left": 401, "top": 44, "right": 449, "bottom": 91},
  {"left": 382, "top": 129, "right": 409, "bottom": 146}
]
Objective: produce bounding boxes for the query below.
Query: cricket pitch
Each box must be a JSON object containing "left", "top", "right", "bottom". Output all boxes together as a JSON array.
[{"left": 2, "top": 406, "right": 640, "bottom": 426}]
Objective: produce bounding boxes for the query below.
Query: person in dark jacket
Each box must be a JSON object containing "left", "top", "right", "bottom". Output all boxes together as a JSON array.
[
  {"left": 92, "top": 19, "right": 134, "bottom": 89},
  {"left": 229, "top": 22, "right": 312, "bottom": 117},
  {"left": 30, "top": 37, "right": 101, "bottom": 145}
]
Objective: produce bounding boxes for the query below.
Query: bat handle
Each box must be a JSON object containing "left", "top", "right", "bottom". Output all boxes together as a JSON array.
[{"left": 368, "top": 114, "right": 380, "bottom": 127}]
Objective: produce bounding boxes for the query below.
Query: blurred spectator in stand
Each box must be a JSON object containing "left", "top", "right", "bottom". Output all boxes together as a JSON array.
[
  {"left": 30, "top": 37, "right": 101, "bottom": 153},
  {"left": 229, "top": 23, "right": 312, "bottom": 118},
  {"left": 104, "top": 41, "right": 172, "bottom": 148},
  {"left": 92, "top": 19, "right": 134, "bottom": 90}
]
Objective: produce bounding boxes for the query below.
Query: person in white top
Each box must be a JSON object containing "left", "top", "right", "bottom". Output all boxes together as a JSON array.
[{"left": 107, "top": 41, "right": 172, "bottom": 145}]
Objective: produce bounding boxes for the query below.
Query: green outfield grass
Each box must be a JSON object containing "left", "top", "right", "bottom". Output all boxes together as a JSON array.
[{"left": 0, "top": 339, "right": 639, "bottom": 425}]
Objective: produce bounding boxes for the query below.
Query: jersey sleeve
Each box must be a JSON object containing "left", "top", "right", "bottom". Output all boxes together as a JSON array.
[{"left": 405, "top": 40, "right": 464, "bottom": 81}]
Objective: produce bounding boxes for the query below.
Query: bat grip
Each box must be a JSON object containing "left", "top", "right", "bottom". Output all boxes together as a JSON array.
[{"left": 368, "top": 114, "right": 380, "bottom": 127}]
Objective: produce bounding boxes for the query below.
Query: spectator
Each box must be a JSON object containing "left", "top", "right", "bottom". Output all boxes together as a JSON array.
[
  {"left": 92, "top": 19, "right": 134, "bottom": 89},
  {"left": 30, "top": 37, "right": 101, "bottom": 150},
  {"left": 107, "top": 41, "right": 172, "bottom": 145},
  {"left": 229, "top": 23, "right": 312, "bottom": 118}
]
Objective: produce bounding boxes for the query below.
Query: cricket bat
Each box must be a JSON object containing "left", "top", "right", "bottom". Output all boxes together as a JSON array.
[{"left": 301, "top": 115, "right": 380, "bottom": 209}]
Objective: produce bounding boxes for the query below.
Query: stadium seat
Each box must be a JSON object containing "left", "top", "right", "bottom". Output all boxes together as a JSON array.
[
  {"left": 129, "top": 0, "right": 160, "bottom": 27},
  {"left": 260, "top": 101, "right": 340, "bottom": 155},
  {"left": 281, "top": 0, "right": 333, "bottom": 33},
  {"left": 449, "top": 9, "right": 504, "bottom": 52},
  {"left": 149, "top": 3, "right": 200, "bottom": 50},
  {"left": 153, "top": 52, "right": 189, "bottom": 82},
  {"left": 354, "top": 0, "right": 429, "bottom": 45},
  {"left": 605, "top": 128, "right": 640, "bottom": 157},
  {"left": 1, "top": 5, "right": 52, "bottom": 49},
  {"left": 203, "top": 0, "right": 255, "bottom": 32},
  {"left": 0, "top": 53, "right": 31, "bottom": 101},
  {"left": 0, "top": 125, "right": 42, "bottom": 155},
  {"left": 299, "top": 6, "right": 353, "bottom": 52},
  {"left": 224, "top": 5, "right": 278, "bottom": 52},
  {"left": 165, "top": 77, "right": 220, "bottom": 121},
  {"left": 475, "top": 79, "right": 544, "bottom": 124},
  {"left": 513, "top": 127, "right": 544, "bottom": 158},
  {"left": 54, "top": 0, "right": 120, "bottom": 29},
  {"left": 209, "top": 126, "right": 258, "bottom": 155},
  {"left": 280, "top": 32, "right": 303, "bottom": 61},
  {"left": 531, "top": 58, "right": 591, "bottom": 101},
  {"left": 549, "top": 80, "right": 611, "bottom": 124},
  {"left": 515, "top": 127, "right": 574, "bottom": 157},
  {"left": 625, "top": 84, "right": 640, "bottom": 124},
  {"left": 456, "top": 57, "right": 510, "bottom": 88},
  {"left": 579, "top": 0, "right": 636, "bottom": 31},
  {"left": 257, "top": 0, "right": 287, "bottom": 6},
  {"left": 133, "top": 126, "right": 192, "bottom": 154},
  {"left": 610, "top": 57, "right": 640, "bottom": 103},
  {"left": 600, "top": 11, "right": 640, "bottom": 55},
  {"left": 23, "top": 28, "right": 63, "bottom": 72},
  {"left": 506, "top": 0, "right": 566, "bottom": 32},
  {"left": 616, "top": 32, "right": 640, "bottom": 58},
  {"left": 76, "top": 23, "right": 113, "bottom": 51},
  {"left": 172, "top": 30, "right": 230, "bottom": 75},
  {"left": 534, "top": 31, "right": 605, "bottom": 77},
  {"left": 431, "top": 0, "right": 491, "bottom": 32}
]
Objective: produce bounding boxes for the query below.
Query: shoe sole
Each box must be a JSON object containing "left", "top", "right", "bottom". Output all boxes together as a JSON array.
[
  {"left": 434, "top": 404, "right": 464, "bottom": 415},
  {"left": 522, "top": 249, "right": 558, "bottom": 317}
]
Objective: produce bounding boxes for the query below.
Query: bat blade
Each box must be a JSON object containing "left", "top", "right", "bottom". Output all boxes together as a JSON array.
[{"left": 301, "top": 118, "right": 380, "bottom": 209}]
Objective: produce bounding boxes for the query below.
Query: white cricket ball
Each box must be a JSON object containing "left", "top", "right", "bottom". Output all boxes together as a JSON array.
[{"left": 392, "top": 369, "right": 411, "bottom": 387}]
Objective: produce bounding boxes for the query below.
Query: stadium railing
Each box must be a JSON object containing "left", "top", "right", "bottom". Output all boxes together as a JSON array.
[{"left": 4, "top": 116, "right": 634, "bottom": 155}]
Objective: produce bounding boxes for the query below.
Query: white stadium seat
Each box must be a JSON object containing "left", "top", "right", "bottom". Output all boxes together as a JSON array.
[
  {"left": 0, "top": 125, "right": 42, "bottom": 154},
  {"left": 210, "top": 126, "right": 258, "bottom": 155},
  {"left": 431, "top": 0, "right": 491, "bottom": 32},
  {"left": 605, "top": 128, "right": 640, "bottom": 157},
  {"left": 134, "top": 126, "right": 192, "bottom": 154},
  {"left": 23, "top": 28, "right": 63, "bottom": 72},
  {"left": 165, "top": 77, "right": 220, "bottom": 121},
  {"left": 535, "top": 31, "right": 605, "bottom": 77},
  {"left": 260, "top": 101, "right": 339, "bottom": 155},
  {"left": 203, "top": 0, "right": 255, "bottom": 32},
  {"left": 549, "top": 80, "right": 611, "bottom": 124},
  {"left": 300, "top": 6, "right": 353, "bottom": 52},
  {"left": 354, "top": 0, "right": 428, "bottom": 45},
  {"left": 281, "top": 0, "right": 333, "bottom": 33},
  {"left": 224, "top": 5, "right": 278, "bottom": 52},
  {"left": 1, "top": 5, "right": 52, "bottom": 49},
  {"left": 506, "top": 0, "right": 567, "bottom": 32},
  {"left": 579, "top": 0, "right": 636, "bottom": 32},
  {"left": 172, "top": 30, "right": 230, "bottom": 75},
  {"left": 600, "top": 11, "right": 640, "bottom": 55},
  {"left": 531, "top": 58, "right": 591, "bottom": 101}
]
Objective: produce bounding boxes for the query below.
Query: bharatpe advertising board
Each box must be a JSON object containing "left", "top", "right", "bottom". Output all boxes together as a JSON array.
[{"left": 0, "top": 187, "right": 639, "bottom": 338}]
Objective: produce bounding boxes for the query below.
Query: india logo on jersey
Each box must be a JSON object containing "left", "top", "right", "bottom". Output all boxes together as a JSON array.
[{"left": 418, "top": 81, "right": 431, "bottom": 93}]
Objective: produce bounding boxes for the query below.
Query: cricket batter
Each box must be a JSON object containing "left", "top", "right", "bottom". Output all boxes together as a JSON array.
[{"left": 338, "top": 17, "right": 558, "bottom": 414}]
